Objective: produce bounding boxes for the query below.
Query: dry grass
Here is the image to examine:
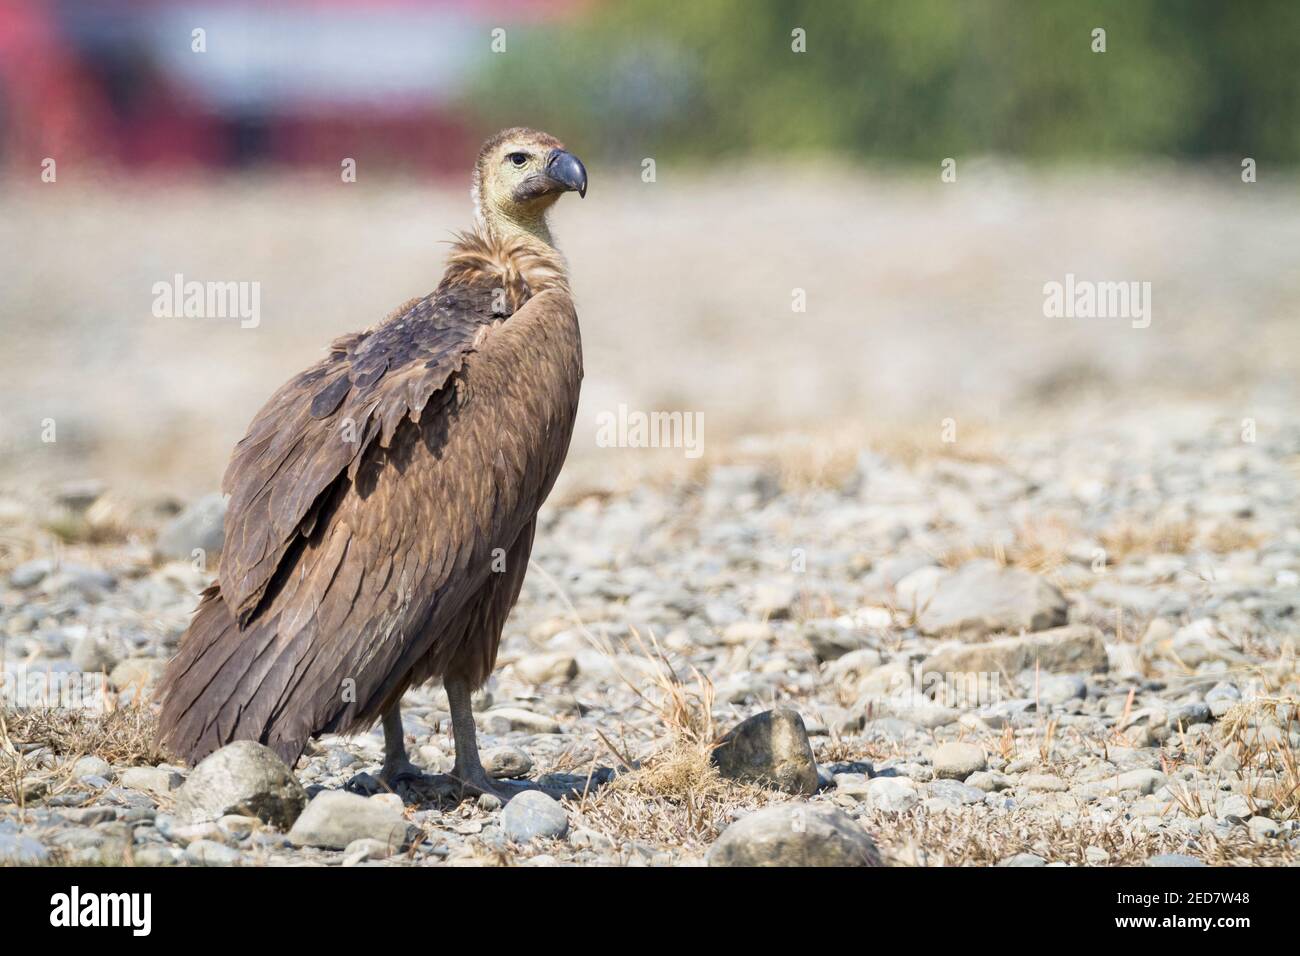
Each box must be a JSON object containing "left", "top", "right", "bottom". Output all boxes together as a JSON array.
[
  {"left": 0, "top": 702, "right": 164, "bottom": 769},
  {"left": 561, "top": 626, "right": 780, "bottom": 851},
  {"left": 1216, "top": 695, "right": 1300, "bottom": 820},
  {"left": 1100, "top": 517, "right": 1197, "bottom": 561},
  {"left": 40, "top": 495, "right": 136, "bottom": 546},
  {"left": 868, "top": 421, "right": 1007, "bottom": 469},
  {"left": 875, "top": 804, "right": 1294, "bottom": 867},
  {"left": 940, "top": 513, "right": 1080, "bottom": 574},
  {"left": 1201, "top": 521, "right": 1265, "bottom": 554}
]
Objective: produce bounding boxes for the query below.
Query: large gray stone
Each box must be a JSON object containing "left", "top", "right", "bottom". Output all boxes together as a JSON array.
[
  {"left": 288, "top": 791, "right": 414, "bottom": 850},
  {"left": 108, "top": 658, "right": 167, "bottom": 693},
  {"left": 511, "top": 653, "right": 578, "bottom": 685},
  {"left": 921, "top": 624, "right": 1108, "bottom": 678},
  {"left": 481, "top": 746, "right": 533, "bottom": 780},
  {"left": 184, "top": 839, "right": 242, "bottom": 867},
  {"left": 930, "top": 742, "right": 987, "bottom": 780},
  {"left": 501, "top": 790, "right": 569, "bottom": 842},
  {"left": 119, "top": 766, "right": 183, "bottom": 796},
  {"left": 9, "top": 559, "right": 53, "bottom": 589},
  {"left": 1077, "top": 768, "right": 1167, "bottom": 797},
  {"left": 0, "top": 833, "right": 49, "bottom": 865},
  {"left": 708, "top": 803, "right": 883, "bottom": 867},
  {"left": 711, "top": 707, "right": 819, "bottom": 794},
  {"left": 928, "top": 779, "right": 988, "bottom": 805},
  {"left": 171, "top": 741, "right": 307, "bottom": 830},
  {"left": 154, "top": 493, "right": 226, "bottom": 562},
  {"left": 802, "top": 619, "right": 872, "bottom": 662},
  {"left": 917, "top": 560, "right": 1067, "bottom": 637},
  {"left": 864, "top": 776, "right": 920, "bottom": 812}
]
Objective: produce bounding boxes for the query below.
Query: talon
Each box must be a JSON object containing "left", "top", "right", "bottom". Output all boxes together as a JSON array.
[{"left": 381, "top": 762, "right": 426, "bottom": 787}]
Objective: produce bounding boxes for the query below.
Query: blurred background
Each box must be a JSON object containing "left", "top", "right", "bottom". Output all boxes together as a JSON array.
[{"left": 1, "top": 0, "right": 1298, "bottom": 502}]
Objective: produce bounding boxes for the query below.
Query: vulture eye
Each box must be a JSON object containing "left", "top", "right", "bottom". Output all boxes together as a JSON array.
[{"left": 507, "top": 152, "right": 528, "bottom": 168}]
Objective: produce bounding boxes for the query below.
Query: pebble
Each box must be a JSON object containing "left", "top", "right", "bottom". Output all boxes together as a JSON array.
[
  {"left": 916, "top": 561, "right": 1067, "bottom": 637},
  {"left": 343, "top": 837, "right": 396, "bottom": 862},
  {"left": 107, "top": 658, "right": 166, "bottom": 692},
  {"left": 965, "top": 771, "right": 1011, "bottom": 792},
  {"left": 711, "top": 707, "right": 820, "bottom": 794},
  {"left": 171, "top": 741, "right": 308, "bottom": 829},
  {"left": 479, "top": 708, "right": 562, "bottom": 734},
  {"left": 501, "top": 790, "right": 569, "bottom": 842},
  {"left": 928, "top": 779, "right": 988, "bottom": 806},
  {"left": 154, "top": 493, "right": 226, "bottom": 562},
  {"left": 481, "top": 746, "right": 534, "bottom": 779},
  {"left": 923, "top": 624, "right": 1108, "bottom": 677},
  {"left": 119, "top": 766, "right": 184, "bottom": 796},
  {"left": 708, "top": 803, "right": 882, "bottom": 867},
  {"left": 9, "top": 559, "right": 53, "bottom": 589},
  {"left": 0, "top": 833, "right": 49, "bottom": 864},
  {"left": 73, "top": 756, "right": 112, "bottom": 780},
  {"left": 287, "top": 791, "right": 414, "bottom": 850},
  {"left": 184, "top": 839, "right": 242, "bottom": 866},
  {"left": 134, "top": 846, "right": 184, "bottom": 866},
  {"left": 512, "top": 653, "right": 579, "bottom": 685},
  {"left": 931, "top": 742, "right": 987, "bottom": 780},
  {"left": 865, "top": 776, "right": 920, "bottom": 812}
]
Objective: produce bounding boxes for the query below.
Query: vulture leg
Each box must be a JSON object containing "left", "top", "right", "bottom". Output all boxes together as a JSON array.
[
  {"left": 378, "top": 701, "right": 425, "bottom": 786},
  {"left": 445, "top": 673, "right": 503, "bottom": 798}
]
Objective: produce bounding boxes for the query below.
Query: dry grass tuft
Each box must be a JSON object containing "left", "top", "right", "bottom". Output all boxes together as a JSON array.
[
  {"left": 1200, "top": 521, "right": 1265, "bottom": 554},
  {"left": 41, "top": 495, "right": 135, "bottom": 545},
  {"left": 0, "top": 703, "right": 164, "bottom": 767},
  {"left": 873, "top": 803, "right": 1294, "bottom": 867},
  {"left": 1100, "top": 517, "right": 1196, "bottom": 561},
  {"left": 565, "top": 626, "right": 780, "bottom": 851},
  {"left": 940, "top": 514, "right": 1080, "bottom": 574},
  {"left": 1216, "top": 695, "right": 1300, "bottom": 819},
  {"left": 868, "top": 421, "right": 1006, "bottom": 468}
]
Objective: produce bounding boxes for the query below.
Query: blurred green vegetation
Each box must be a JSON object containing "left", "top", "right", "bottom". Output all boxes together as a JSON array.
[{"left": 468, "top": 0, "right": 1300, "bottom": 165}]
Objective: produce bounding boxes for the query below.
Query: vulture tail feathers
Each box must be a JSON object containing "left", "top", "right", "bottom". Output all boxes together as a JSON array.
[{"left": 158, "top": 586, "right": 306, "bottom": 768}]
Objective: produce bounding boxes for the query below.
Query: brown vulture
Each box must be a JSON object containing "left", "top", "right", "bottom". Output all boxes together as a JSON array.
[{"left": 157, "top": 128, "right": 588, "bottom": 799}]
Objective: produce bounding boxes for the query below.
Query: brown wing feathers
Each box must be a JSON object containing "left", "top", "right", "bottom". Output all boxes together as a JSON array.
[{"left": 158, "top": 232, "right": 580, "bottom": 766}]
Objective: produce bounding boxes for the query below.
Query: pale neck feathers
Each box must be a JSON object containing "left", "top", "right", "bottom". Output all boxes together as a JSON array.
[{"left": 441, "top": 230, "right": 570, "bottom": 313}]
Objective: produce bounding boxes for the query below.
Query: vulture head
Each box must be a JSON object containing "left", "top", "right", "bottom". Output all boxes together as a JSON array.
[{"left": 472, "top": 127, "right": 587, "bottom": 246}]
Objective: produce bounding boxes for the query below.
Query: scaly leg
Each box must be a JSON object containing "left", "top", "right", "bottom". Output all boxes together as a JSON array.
[
  {"left": 378, "top": 701, "right": 426, "bottom": 787},
  {"left": 445, "top": 674, "right": 506, "bottom": 799}
]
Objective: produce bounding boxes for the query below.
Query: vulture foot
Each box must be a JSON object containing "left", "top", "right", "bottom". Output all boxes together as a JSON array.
[
  {"left": 343, "top": 763, "right": 446, "bottom": 801},
  {"left": 447, "top": 765, "right": 512, "bottom": 803}
]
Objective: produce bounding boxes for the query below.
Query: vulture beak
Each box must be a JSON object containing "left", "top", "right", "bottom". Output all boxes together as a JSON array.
[{"left": 546, "top": 149, "right": 588, "bottom": 198}]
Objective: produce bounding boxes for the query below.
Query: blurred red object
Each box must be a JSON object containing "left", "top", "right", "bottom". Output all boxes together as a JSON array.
[{"left": 0, "top": 0, "right": 588, "bottom": 177}]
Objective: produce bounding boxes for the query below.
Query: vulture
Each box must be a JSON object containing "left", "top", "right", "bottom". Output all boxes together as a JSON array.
[{"left": 157, "top": 128, "right": 588, "bottom": 799}]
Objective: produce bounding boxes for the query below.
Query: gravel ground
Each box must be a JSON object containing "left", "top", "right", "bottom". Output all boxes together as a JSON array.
[{"left": 2, "top": 399, "right": 1297, "bottom": 867}]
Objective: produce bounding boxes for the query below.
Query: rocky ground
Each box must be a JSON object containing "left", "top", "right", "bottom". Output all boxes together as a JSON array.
[{"left": 1, "top": 402, "right": 1298, "bottom": 867}]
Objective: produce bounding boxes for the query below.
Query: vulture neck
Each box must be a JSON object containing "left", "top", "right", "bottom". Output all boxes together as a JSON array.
[
  {"left": 474, "top": 189, "right": 560, "bottom": 252},
  {"left": 445, "top": 217, "right": 570, "bottom": 312},
  {"left": 484, "top": 209, "right": 554, "bottom": 249}
]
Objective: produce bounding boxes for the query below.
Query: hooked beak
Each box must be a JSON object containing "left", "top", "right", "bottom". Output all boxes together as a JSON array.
[{"left": 546, "top": 149, "right": 588, "bottom": 198}]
